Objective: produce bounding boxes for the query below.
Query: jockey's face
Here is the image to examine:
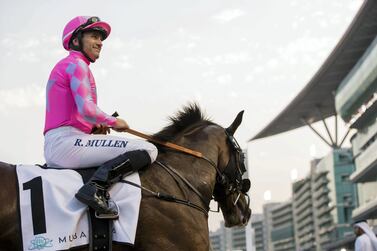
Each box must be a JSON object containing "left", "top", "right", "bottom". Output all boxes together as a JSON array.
[{"left": 80, "top": 31, "right": 103, "bottom": 62}]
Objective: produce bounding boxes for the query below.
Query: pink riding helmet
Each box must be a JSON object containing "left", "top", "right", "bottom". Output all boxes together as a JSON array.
[{"left": 62, "top": 16, "right": 111, "bottom": 51}]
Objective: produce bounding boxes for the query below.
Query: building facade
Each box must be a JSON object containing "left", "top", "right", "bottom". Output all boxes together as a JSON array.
[
  {"left": 210, "top": 230, "right": 225, "bottom": 251},
  {"left": 250, "top": 1, "right": 377, "bottom": 250},
  {"left": 262, "top": 203, "right": 282, "bottom": 251},
  {"left": 210, "top": 226, "right": 227, "bottom": 251},
  {"left": 292, "top": 173, "right": 316, "bottom": 251},
  {"left": 231, "top": 227, "right": 247, "bottom": 251},
  {"left": 314, "top": 149, "right": 357, "bottom": 250},
  {"left": 270, "top": 201, "right": 296, "bottom": 251},
  {"left": 209, "top": 221, "right": 248, "bottom": 251},
  {"left": 246, "top": 150, "right": 356, "bottom": 251},
  {"left": 251, "top": 214, "right": 266, "bottom": 251},
  {"left": 291, "top": 150, "right": 357, "bottom": 251},
  {"left": 334, "top": 29, "right": 377, "bottom": 246}
]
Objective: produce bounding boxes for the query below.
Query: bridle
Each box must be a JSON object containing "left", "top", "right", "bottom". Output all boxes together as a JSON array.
[
  {"left": 121, "top": 125, "right": 251, "bottom": 215},
  {"left": 213, "top": 129, "right": 250, "bottom": 207}
]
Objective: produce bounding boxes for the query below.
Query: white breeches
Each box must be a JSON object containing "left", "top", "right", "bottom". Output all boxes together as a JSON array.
[{"left": 44, "top": 126, "right": 158, "bottom": 169}]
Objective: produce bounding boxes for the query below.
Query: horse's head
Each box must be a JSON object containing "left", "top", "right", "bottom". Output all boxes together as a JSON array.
[
  {"left": 153, "top": 104, "right": 251, "bottom": 227},
  {"left": 213, "top": 111, "right": 251, "bottom": 227}
]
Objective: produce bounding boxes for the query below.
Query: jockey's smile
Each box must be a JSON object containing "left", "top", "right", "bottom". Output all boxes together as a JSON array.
[{"left": 74, "top": 31, "right": 103, "bottom": 62}]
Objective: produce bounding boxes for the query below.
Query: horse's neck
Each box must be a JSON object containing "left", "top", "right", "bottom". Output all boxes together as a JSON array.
[
  {"left": 156, "top": 150, "right": 216, "bottom": 202},
  {"left": 137, "top": 151, "right": 213, "bottom": 249},
  {"left": 134, "top": 130, "right": 218, "bottom": 250},
  {"left": 168, "top": 135, "right": 219, "bottom": 202}
]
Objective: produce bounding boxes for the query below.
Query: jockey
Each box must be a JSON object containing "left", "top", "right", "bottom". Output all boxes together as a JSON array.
[{"left": 44, "top": 16, "right": 158, "bottom": 219}]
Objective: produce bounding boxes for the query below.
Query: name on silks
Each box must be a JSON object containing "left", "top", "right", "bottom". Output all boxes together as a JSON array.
[{"left": 74, "top": 139, "right": 128, "bottom": 148}]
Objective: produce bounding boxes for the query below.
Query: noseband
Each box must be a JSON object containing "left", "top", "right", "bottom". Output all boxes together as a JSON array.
[
  {"left": 211, "top": 129, "right": 250, "bottom": 207},
  {"left": 200, "top": 129, "right": 250, "bottom": 194},
  {"left": 223, "top": 130, "right": 251, "bottom": 193}
]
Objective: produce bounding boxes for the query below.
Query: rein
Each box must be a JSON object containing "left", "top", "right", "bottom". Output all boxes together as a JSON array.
[
  {"left": 112, "top": 111, "right": 217, "bottom": 168},
  {"left": 120, "top": 161, "right": 210, "bottom": 216},
  {"left": 125, "top": 128, "right": 204, "bottom": 158},
  {"left": 120, "top": 127, "right": 249, "bottom": 215},
  {"left": 124, "top": 128, "right": 219, "bottom": 171},
  {"left": 121, "top": 128, "right": 222, "bottom": 216}
]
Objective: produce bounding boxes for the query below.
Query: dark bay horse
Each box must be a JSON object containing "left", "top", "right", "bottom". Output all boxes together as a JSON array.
[{"left": 0, "top": 104, "right": 251, "bottom": 251}]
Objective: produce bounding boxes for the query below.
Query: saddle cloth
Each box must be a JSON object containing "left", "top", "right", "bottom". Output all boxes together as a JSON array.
[{"left": 16, "top": 164, "right": 141, "bottom": 251}]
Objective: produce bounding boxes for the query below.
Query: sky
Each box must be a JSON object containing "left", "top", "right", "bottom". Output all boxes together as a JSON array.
[{"left": 0, "top": 0, "right": 363, "bottom": 231}]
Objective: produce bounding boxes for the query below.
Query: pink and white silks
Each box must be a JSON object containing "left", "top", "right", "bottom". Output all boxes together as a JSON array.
[{"left": 44, "top": 51, "right": 157, "bottom": 168}]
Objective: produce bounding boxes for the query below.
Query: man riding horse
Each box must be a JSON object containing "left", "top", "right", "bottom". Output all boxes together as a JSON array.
[
  {"left": 44, "top": 16, "right": 157, "bottom": 218},
  {"left": 0, "top": 15, "right": 252, "bottom": 251}
]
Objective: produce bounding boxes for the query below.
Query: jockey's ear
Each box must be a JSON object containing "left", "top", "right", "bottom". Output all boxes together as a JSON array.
[
  {"left": 226, "top": 111, "right": 244, "bottom": 136},
  {"left": 73, "top": 38, "right": 79, "bottom": 46}
]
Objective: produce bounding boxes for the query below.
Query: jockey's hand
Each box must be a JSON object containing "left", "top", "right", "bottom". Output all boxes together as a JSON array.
[
  {"left": 92, "top": 124, "right": 110, "bottom": 135},
  {"left": 112, "top": 118, "right": 130, "bottom": 132}
]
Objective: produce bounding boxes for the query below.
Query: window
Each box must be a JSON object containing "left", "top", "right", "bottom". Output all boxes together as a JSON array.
[{"left": 341, "top": 174, "right": 350, "bottom": 182}]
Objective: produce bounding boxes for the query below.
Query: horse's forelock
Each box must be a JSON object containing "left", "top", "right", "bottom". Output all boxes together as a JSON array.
[{"left": 153, "top": 103, "right": 213, "bottom": 142}]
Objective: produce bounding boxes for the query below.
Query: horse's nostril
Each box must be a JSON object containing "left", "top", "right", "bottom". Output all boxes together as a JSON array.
[{"left": 242, "top": 209, "right": 251, "bottom": 225}]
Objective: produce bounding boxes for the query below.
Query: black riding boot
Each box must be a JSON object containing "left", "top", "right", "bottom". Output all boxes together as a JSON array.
[{"left": 75, "top": 150, "right": 151, "bottom": 219}]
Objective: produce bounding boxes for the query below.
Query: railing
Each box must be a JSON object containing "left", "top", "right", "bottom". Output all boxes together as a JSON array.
[
  {"left": 272, "top": 216, "right": 294, "bottom": 227},
  {"left": 335, "top": 35, "right": 377, "bottom": 122},
  {"left": 313, "top": 187, "right": 330, "bottom": 201},
  {"left": 272, "top": 205, "right": 293, "bottom": 219},
  {"left": 296, "top": 198, "right": 312, "bottom": 215},
  {"left": 295, "top": 190, "right": 311, "bottom": 207},
  {"left": 316, "top": 204, "right": 334, "bottom": 218},
  {"left": 313, "top": 176, "right": 329, "bottom": 190},
  {"left": 352, "top": 138, "right": 377, "bottom": 182},
  {"left": 352, "top": 198, "right": 377, "bottom": 220},
  {"left": 296, "top": 207, "right": 313, "bottom": 223},
  {"left": 316, "top": 196, "right": 330, "bottom": 208},
  {"left": 318, "top": 215, "right": 333, "bottom": 226}
]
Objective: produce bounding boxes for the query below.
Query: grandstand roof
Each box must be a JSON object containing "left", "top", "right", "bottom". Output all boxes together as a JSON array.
[{"left": 251, "top": 0, "right": 377, "bottom": 141}]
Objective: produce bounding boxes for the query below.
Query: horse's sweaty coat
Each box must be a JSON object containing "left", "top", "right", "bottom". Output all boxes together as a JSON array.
[{"left": 17, "top": 164, "right": 141, "bottom": 251}]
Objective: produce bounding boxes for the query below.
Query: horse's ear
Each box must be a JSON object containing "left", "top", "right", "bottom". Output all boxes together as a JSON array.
[{"left": 226, "top": 110, "right": 244, "bottom": 136}]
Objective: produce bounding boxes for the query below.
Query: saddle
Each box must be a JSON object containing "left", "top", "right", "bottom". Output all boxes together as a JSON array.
[{"left": 17, "top": 162, "right": 141, "bottom": 251}]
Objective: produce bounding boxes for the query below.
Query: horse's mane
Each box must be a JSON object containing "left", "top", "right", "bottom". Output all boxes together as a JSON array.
[{"left": 153, "top": 103, "right": 214, "bottom": 142}]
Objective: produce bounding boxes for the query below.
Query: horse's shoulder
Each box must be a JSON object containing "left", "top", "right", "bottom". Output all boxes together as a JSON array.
[{"left": 138, "top": 156, "right": 174, "bottom": 190}]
